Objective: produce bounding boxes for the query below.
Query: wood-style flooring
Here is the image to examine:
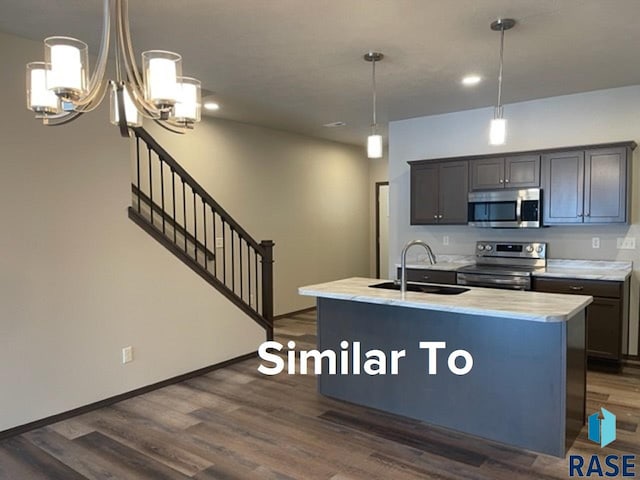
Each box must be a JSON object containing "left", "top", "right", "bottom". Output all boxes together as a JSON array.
[{"left": 1, "top": 310, "right": 639, "bottom": 479}]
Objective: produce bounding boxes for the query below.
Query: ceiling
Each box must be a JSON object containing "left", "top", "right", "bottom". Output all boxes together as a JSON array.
[{"left": 2, "top": 0, "right": 640, "bottom": 146}]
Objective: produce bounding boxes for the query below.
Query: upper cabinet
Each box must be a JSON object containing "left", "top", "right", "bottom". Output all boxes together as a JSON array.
[
  {"left": 542, "top": 146, "right": 631, "bottom": 225},
  {"left": 470, "top": 155, "right": 540, "bottom": 191},
  {"left": 410, "top": 160, "right": 468, "bottom": 225}
]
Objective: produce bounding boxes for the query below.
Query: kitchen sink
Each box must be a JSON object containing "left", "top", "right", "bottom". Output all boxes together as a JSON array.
[{"left": 369, "top": 282, "right": 469, "bottom": 295}]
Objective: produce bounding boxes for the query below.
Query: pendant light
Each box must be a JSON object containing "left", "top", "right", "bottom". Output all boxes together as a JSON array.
[
  {"left": 364, "top": 52, "right": 384, "bottom": 159},
  {"left": 489, "top": 18, "right": 516, "bottom": 146}
]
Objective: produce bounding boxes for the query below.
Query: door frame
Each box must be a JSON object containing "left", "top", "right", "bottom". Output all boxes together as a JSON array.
[{"left": 375, "top": 181, "right": 389, "bottom": 279}]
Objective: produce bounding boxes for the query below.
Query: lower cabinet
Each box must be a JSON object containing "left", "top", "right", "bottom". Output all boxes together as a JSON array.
[
  {"left": 396, "top": 268, "right": 457, "bottom": 285},
  {"left": 532, "top": 277, "right": 629, "bottom": 365}
]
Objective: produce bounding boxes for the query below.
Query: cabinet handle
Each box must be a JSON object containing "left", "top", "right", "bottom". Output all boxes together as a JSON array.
[
  {"left": 439, "top": 214, "right": 444, "bottom": 219},
  {"left": 585, "top": 212, "right": 590, "bottom": 217},
  {"left": 433, "top": 215, "right": 438, "bottom": 219},
  {"left": 569, "top": 286, "right": 584, "bottom": 291},
  {"left": 505, "top": 178, "right": 510, "bottom": 183},
  {"left": 499, "top": 179, "right": 504, "bottom": 183},
  {"left": 578, "top": 213, "right": 584, "bottom": 217},
  {"left": 423, "top": 275, "right": 430, "bottom": 280}
]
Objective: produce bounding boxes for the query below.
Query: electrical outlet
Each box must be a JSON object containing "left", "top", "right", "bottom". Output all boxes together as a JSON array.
[
  {"left": 443, "top": 236, "right": 449, "bottom": 246},
  {"left": 617, "top": 237, "right": 636, "bottom": 250},
  {"left": 122, "top": 346, "right": 133, "bottom": 364},
  {"left": 215, "top": 237, "right": 223, "bottom": 249},
  {"left": 592, "top": 237, "right": 600, "bottom": 249}
]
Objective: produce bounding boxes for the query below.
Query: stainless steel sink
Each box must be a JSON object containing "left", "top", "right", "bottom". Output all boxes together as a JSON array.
[{"left": 369, "top": 282, "right": 469, "bottom": 295}]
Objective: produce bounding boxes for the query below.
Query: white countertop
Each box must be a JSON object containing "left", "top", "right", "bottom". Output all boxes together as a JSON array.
[
  {"left": 299, "top": 277, "right": 592, "bottom": 323},
  {"left": 396, "top": 258, "right": 632, "bottom": 281}
]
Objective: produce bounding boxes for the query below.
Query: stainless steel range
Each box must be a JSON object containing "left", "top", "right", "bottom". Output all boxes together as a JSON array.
[{"left": 457, "top": 241, "right": 547, "bottom": 290}]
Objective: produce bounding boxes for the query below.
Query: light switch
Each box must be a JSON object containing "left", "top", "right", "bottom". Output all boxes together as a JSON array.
[{"left": 592, "top": 237, "right": 600, "bottom": 249}]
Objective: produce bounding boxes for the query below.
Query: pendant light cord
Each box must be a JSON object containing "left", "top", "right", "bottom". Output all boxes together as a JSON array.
[
  {"left": 372, "top": 58, "right": 377, "bottom": 130},
  {"left": 496, "top": 26, "right": 505, "bottom": 119}
]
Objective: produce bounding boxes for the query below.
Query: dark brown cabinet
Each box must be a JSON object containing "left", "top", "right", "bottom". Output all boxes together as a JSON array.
[
  {"left": 396, "top": 268, "right": 456, "bottom": 285},
  {"left": 532, "top": 276, "right": 629, "bottom": 365},
  {"left": 542, "top": 147, "right": 630, "bottom": 225},
  {"left": 410, "top": 160, "right": 468, "bottom": 225},
  {"left": 470, "top": 155, "right": 540, "bottom": 191}
]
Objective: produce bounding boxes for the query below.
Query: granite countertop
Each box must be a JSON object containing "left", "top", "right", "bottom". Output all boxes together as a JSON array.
[
  {"left": 299, "top": 277, "right": 592, "bottom": 323},
  {"left": 397, "top": 257, "right": 632, "bottom": 281}
]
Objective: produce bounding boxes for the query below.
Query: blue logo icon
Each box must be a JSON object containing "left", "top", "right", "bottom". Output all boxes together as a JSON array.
[{"left": 588, "top": 408, "right": 616, "bottom": 448}]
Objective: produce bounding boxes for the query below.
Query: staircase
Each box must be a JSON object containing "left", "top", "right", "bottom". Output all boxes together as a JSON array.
[{"left": 128, "top": 128, "right": 274, "bottom": 340}]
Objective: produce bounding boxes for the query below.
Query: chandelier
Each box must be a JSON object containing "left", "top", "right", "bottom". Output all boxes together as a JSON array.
[{"left": 25, "top": 0, "right": 202, "bottom": 137}]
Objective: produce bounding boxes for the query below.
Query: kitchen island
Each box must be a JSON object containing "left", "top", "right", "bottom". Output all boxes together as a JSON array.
[{"left": 298, "top": 277, "right": 592, "bottom": 457}]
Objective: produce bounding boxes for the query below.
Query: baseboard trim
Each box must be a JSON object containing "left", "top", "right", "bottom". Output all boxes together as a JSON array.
[
  {"left": 274, "top": 306, "right": 316, "bottom": 321},
  {"left": 0, "top": 351, "right": 257, "bottom": 441}
]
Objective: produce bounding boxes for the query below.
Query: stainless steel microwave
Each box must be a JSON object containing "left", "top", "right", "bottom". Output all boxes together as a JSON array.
[{"left": 468, "top": 188, "right": 541, "bottom": 228}]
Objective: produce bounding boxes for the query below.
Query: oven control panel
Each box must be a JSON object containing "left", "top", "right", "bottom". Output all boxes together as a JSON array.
[{"left": 476, "top": 241, "right": 546, "bottom": 259}]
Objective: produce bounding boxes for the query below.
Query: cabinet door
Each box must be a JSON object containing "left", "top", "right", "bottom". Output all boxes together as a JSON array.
[
  {"left": 410, "top": 164, "right": 439, "bottom": 225},
  {"left": 470, "top": 158, "right": 505, "bottom": 190},
  {"left": 505, "top": 155, "right": 540, "bottom": 188},
  {"left": 541, "top": 151, "right": 585, "bottom": 224},
  {"left": 584, "top": 147, "right": 627, "bottom": 223},
  {"left": 438, "top": 161, "right": 469, "bottom": 224},
  {"left": 587, "top": 298, "right": 622, "bottom": 361}
]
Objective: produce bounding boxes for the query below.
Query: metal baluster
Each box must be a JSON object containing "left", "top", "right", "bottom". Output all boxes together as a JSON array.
[
  {"left": 231, "top": 229, "right": 235, "bottom": 293},
  {"left": 255, "top": 251, "right": 259, "bottom": 313},
  {"left": 171, "top": 169, "right": 176, "bottom": 245},
  {"left": 240, "top": 238, "right": 243, "bottom": 300},
  {"left": 193, "top": 190, "right": 198, "bottom": 263},
  {"left": 212, "top": 210, "right": 217, "bottom": 278},
  {"left": 248, "top": 244, "right": 252, "bottom": 308},
  {"left": 136, "top": 135, "right": 141, "bottom": 212},
  {"left": 182, "top": 180, "right": 187, "bottom": 253},
  {"left": 160, "top": 158, "right": 165, "bottom": 234},
  {"left": 203, "top": 199, "right": 207, "bottom": 270},
  {"left": 148, "top": 146, "right": 153, "bottom": 225},
  {"left": 222, "top": 220, "right": 226, "bottom": 284}
]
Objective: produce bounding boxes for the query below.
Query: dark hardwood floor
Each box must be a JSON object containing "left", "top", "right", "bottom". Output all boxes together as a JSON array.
[{"left": 1, "top": 310, "right": 639, "bottom": 479}]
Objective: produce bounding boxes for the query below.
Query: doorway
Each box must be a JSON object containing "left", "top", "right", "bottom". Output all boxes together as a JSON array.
[{"left": 375, "top": 182, "right": 389, "bottom": 279}]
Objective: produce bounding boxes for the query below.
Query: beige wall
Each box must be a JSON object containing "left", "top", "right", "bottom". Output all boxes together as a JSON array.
[
  {"left": 146, "top": 119, "right": 370, "bottom": 315},
  {"left": 0, "top": 31, "right": 369, "bottom": 432},
  {"left": 389, "top": 86, "right": 640, "bottom": 355}
]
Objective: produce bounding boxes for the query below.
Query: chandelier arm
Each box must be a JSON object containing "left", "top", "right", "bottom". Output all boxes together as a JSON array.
[
  {"left": 42, "top": 110, "right": 83, "bottom": 126},
  {"left": 73, "top": 0, "right": 112, "bottom": 108},
  {"left": 116, "top": 0, "right": 162, "bottom": 117},
  {"left": 153, "top": 118, "right": 187, "bottom": 135}
]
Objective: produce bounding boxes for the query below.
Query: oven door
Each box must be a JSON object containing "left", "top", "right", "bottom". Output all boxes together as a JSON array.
[{"left": 457, "top": 272, "right": 531, "bottom": 290}]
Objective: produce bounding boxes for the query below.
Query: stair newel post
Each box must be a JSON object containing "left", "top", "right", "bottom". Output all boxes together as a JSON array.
[{"left": 260, "top": 240, "right": 275, "bottom": 341}]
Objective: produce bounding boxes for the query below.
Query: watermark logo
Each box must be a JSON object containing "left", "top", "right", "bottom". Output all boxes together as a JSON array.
[{"left": 588, "top": 407, "right": 616, "bottom": 448}]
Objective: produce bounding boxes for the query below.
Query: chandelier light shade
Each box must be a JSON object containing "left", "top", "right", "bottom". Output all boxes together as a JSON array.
[
  {"left": 26, "top": 62, "right": 60, "bottom": 115},
  {"left": 489, "top": 18, "right": 516, "bottom": 146},
  {"left": 364, "top": 51, "right": 384, "bottom": 159},
  {"left": 44, "top": 37, "right": 89, "bottom": 101},
  {"left": 142, "top": 50, "right": 182, "bottom": 109},
  {"left": 26, "top": 0, "right": 202, "bottom": 136},
  {"left": 171, "top": 77, "right": 202, "bottom": 125},
  {"left": 110, "top": 86, "right": 141, "bottom": 127}
]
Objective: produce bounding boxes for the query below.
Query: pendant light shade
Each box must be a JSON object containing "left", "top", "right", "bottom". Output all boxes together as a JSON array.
[
  {"left": 364, "top": 52, "right": 384, "bottom": 159},
  {"left": 367, "top": 134, "right": 383, "bottom": 159},
  {"left": 142, "top": 50, "right": 182, "bottom": 109},
  {"left": 489, "top": 117, "right": 507, "bottom": 146},
  {"left": 489, "top": 19, "right": 515, "bottom": 146},
  {"left": 171, "top": 77, "right": 202, "bottom": 125},
  {"left": 44, "top": 36, "right": 89, "bottom": 101},
  {"left": 110, "top": 85, "right": 142, "bottom": 127},
  {"left": 26, "top": 62, "right": 60, "bottom": 114}
]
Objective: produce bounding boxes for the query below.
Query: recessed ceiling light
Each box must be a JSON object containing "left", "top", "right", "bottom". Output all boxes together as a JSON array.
[
  {"left": 204, "top": 102, "right": 220, "bottom": 111},
  {"left": 323, "top": 121, "right": 347, "bottom": 128},
  {"left": 462, "top": 75, "right": 482, "bottom": 86}
]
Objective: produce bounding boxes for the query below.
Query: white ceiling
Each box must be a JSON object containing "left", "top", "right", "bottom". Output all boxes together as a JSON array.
[{"left": 2, "top": 0, "right": 640, "bottom": 146}]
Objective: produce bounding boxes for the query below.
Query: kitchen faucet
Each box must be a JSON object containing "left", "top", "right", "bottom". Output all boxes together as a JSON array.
[{"left": 400, "top": 240, "right": 437, "bottom": 294}]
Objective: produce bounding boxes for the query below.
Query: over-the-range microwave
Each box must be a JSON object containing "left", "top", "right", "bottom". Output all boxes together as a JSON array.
[{"left": 468, "top": 188, "right": 542, "bottom": 228}]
